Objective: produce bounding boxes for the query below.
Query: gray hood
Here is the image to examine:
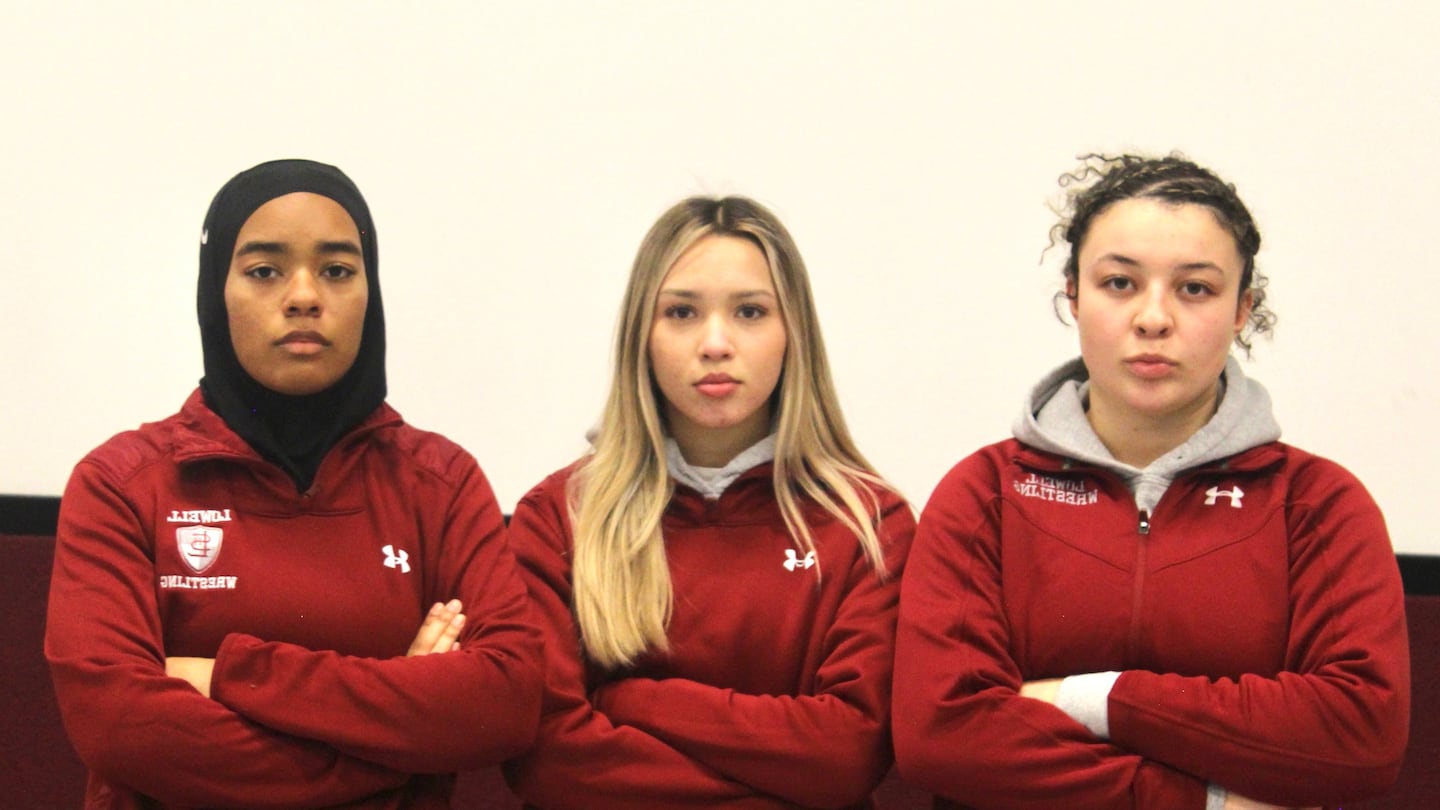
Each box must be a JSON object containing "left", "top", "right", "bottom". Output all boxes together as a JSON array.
[{"left": 1012, "top": 356, "right": 1281, "bottom": 514}]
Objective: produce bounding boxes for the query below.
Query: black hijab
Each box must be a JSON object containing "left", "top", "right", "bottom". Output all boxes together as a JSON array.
[{"left": 197, "top": 159, "right": 386, "bottom": 492}]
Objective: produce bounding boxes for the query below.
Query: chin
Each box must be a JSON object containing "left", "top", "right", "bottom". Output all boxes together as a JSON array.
[{"left": 264, "top": 376, "right": 338, "bottom": 397}]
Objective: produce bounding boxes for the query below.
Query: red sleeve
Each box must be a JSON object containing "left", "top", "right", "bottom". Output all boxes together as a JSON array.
[
  {"left": 502, "top": 477, "right": 797, "bottom": 810},
  {"left": 1106, "top": 458, "right": 1410, "bottom": 805},
  {"left": 45, "top": 460, "right": 411, "bottom": 808},
  {"left": 591, "top": 497, "right": 914, "bottom": 809},
  {"left": 892, "top": 452, "right": 1208, "bottom": 810},
  {"left": 208, "top": 459, "right": 545, "bottom": 774}
]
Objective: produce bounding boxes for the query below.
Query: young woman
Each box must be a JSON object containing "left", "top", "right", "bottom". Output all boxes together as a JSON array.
[
  {"left": 892, "top": 154, "right": 1410, "bottom": 810},
  {"left": 503, "top": 196, "right": 915, "bottom": 809},
  {"left": 45, "top": 159, "right": 543, "bottom": 809}
]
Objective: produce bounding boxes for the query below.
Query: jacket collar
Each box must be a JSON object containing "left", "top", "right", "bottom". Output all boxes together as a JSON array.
[
  {"left": 169, "top": 388, "right": 400, "bottom": 501},
  {"left": 663, "top": 463, "right": 781, "bottom": 526},
  {"left": 1012, "top": 438, "right": 1287, "bottom": 478}
]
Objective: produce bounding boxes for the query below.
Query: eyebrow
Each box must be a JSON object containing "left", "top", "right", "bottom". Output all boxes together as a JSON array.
[
  {"left": 233, "top": 239, "right": 362, "bottom": 258},
  {"left": 234, "top": 240, "right": 287, "bottom": 258},
  {"left": 1094, "top": 253, "right": 1225, "bottom": 273},
  {"left": 656, "top": 289, "right": 777, "bottom": 299},
  {"left": 317, "top": 240, "right": 363, "bottom": 256}
]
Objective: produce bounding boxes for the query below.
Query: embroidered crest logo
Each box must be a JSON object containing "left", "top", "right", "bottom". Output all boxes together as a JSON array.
[
  {"left": 1204, "top": 485, "right": 1245, "bottom": 508},
  {"left": 783, "top": 549, "right": 817, "bottom": 571},
  {"left": 176, "top": 525, "right": 224, "bottom": 573},
  {"left": 382, "top": 544, "right": 412, "bottom": 573}
]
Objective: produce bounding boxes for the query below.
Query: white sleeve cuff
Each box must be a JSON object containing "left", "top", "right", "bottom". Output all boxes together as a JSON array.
[
  {"left": 1205, "top": 782, "right": 1227, "bottom": 810},
  {"left": 1054, "top": 670, "right": 1122, "bottom": 739}
]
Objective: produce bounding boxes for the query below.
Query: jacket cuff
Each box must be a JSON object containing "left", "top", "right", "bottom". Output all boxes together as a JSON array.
[{"left": 1054, "top": 670, "right": 1121, "bottom": 739}]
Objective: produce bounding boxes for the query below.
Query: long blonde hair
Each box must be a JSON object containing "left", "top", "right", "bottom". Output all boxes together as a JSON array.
[{"left": 570, "top": 196, "right": 898, "bottom": 669}]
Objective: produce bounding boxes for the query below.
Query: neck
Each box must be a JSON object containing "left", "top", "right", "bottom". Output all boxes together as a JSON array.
[
  {"left": 1086, "top": 385, "right": 1218, "bottom": 468},
  {"left": 667, "top": 409, "right": 771, "bottom": 468}
]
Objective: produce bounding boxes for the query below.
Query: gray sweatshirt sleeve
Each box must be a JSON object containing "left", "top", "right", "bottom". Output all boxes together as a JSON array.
[{"left": 1054, "top": 670, "right": 1121, "bottom": 738}]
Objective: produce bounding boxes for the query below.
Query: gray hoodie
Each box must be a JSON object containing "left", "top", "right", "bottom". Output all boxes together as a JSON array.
[{"left": 1013, "top": 355, "right": 1281, "bottom": 518}]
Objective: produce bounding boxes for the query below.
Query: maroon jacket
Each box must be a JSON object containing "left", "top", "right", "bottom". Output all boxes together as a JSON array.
[
  {"left": 893, "top": 438, "right": 1409, "bottom": 810},
  {"left": 46, "top": 390, "right": 544, "bottom": 809},
  {"left": 504, "top": 463, "right": 915, "bottom": 809}
]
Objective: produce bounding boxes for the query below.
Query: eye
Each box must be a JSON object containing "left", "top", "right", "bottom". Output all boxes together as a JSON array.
[
  {"left": 1099, "top": 276, "right": 1134, "bottom": 292},
  {"left": 662, "top": 304, "right": 696, "bottom": 320},
  {"left": 243, "top": 265, "right": 280, "bottom": 281},
  {"left": 1179, "top": 280, "right": 1215, "bottom": 298},
  {"left": 736, "top": 303, "right": 768, "bottom": 320},
  {"left": 320, "top": 263, "right": 358, "bottom": 281}
]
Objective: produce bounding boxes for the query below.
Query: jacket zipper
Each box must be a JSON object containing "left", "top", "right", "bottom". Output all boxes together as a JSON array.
[{"left": 1129, "top": 509, "right": 1150, "bottom": 659}]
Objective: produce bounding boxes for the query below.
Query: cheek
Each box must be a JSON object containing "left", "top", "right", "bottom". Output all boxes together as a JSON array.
[
  {"left": 768, "top": 333, "right": 788, "bottom": 377},
  {"left": 1201, "top": 307, "right": 1241, "bottom": 343},
  {"left": 343, "top": 298, "right": 368, "bottom": 344},
  {"left": 646, "top": 333, "right": 682, "bottom": 391},
  {"left": 754, "top": 330, "right": 788, "bottom": 395},
  {"left": 1073, "top": 306, "right": 1117, "bottom": 352},
  {"left": 223, "top": 297, "right": 261, "bottom": 360}
]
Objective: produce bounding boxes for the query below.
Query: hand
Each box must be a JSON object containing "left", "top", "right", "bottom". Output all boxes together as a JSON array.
[
  {"left": 166, "top": 656, "right": 215, "bottom": 698},
  {"left": 1224, "top": 791, "right": 1319, "bottom": 810},
  {"left": 407, "top": 599, "right": 466, "bottom": 656},
  {"left": 1019, "top": 677, "right": 1063, "bottom": 705}
]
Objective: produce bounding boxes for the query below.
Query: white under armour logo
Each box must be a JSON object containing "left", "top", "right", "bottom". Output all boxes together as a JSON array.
[
  {"left": 1204, "top": 485, "right": 1244, "bottom": 508},
  {"left": 382, "top": 544, "right": 411, "bottom": 573},
  {"left": 783, "top": 549, "right": 816, "bottom": 571}
]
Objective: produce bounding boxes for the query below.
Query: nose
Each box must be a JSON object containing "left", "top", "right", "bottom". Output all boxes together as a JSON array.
[
  {"left": 283, "top": 269, "right": 321, "bottom": 317},
  {"left": 1134, "top": 288, "right": 1173, "bottom": 337},
  {"left": 699, "top": 314, "right": 734, "bottom": 360}
]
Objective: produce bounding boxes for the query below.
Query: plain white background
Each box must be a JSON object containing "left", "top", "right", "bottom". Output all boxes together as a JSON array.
[{"left": 2, "top": 2, "right": 1436, "bottom": 555}]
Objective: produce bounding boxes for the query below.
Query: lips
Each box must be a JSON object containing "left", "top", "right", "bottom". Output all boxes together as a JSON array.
[
  {"left": 276, "top": 331, "right": 330, "bottom": 345},
  {"left": 695, "top": 373, "right": 739, "bottom": 398},
  {"left": 1125, "top": 354, "right": 1176, "bottom": 379},
  {"left": 275, "top": 331, "right": 331, "bottom": 356}
]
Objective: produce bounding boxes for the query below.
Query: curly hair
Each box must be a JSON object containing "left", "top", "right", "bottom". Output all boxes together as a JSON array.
[{"left": 1049, "top": 153, "right": 1276, "bottom": 352}]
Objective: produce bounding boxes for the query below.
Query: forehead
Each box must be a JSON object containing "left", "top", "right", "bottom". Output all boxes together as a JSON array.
[
  {"left": 235, "top": 192, "right": 360, "bottom": 243},
  {"left": 1081, "top": 198, "right": 1241, "bottom": 268},
  {"left": 660, "top": 234, "right": 774, "bottom": 291}
]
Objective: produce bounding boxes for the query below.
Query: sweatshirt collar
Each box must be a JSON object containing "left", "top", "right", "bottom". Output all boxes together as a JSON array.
[
  {"left": 666, "top": 433, "right": 776, "bottom": 501},
  {"left": 172, "top": 388, "right": 399, "bottom": 469},
  {"left": 1012, "top": 356, "right": 1281, "bottom": 509}
]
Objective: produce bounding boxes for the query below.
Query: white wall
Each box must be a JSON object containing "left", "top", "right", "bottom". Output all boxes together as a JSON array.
[{"left": 2, "top": 1, "right": 1436, "bottom": 555}]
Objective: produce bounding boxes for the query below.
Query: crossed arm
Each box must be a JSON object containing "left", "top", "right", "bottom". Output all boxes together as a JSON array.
[
  {"left": 502, "top": 480, "right": 915, "bottom": 810},
  {"left": 46, "top": 458, "right": 543, "bottom": 808},
  {"left": 165, "top": 598, "right": 470, "bottom": 697},
  {"left": 893, "top": 454, "right": 1408, "bottom": 810}
]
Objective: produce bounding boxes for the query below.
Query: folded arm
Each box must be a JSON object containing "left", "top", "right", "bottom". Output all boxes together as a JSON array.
[
  {"left": 204, "top": 461, "right": 545, "bottom": 773},
  {"left": 503, "top": 482, "right": 797, "bottom": 810},
  {"left": 45, "top": 462, "right": 411, "bottom": 808},
  {"left": 893, "top": 457, "right": 1209, "bottom": 809},
  {"left": 592, "top": 498, "right": 915, "bottom": 808}
]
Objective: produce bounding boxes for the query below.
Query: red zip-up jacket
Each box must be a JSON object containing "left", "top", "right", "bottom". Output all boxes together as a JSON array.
[
  {"left": 893, "top": 439, "right": 1409, "bottom": 810},
  {"left": 46, "top": 390, "right": 544, "bottom": 809},
  {"left": 504, "top": 463, "right": 914, "bottom": 809}
]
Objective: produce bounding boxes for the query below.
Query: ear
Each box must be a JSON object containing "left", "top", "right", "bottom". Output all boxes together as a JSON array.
[
  {"left": 1235, "top": 288, "right": 1254, "bottom": 333},
  {"left": 1066, "top": 278, "right": 1079, "bottom": 319}
]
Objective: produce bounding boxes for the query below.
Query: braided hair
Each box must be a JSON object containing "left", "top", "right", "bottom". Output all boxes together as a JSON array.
[{"left": 1050, "top": 153, "right": 1275, "bottom": 352}]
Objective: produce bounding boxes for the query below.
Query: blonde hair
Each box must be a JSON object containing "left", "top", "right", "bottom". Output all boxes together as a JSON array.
[{"left": 569, "top": 196, "right": 898, "bottom": 669}]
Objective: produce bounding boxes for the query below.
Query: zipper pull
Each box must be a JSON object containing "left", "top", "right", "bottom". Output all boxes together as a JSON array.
[{"left": 1137, "top": 510, "right": 1151, "bottom": 535}]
